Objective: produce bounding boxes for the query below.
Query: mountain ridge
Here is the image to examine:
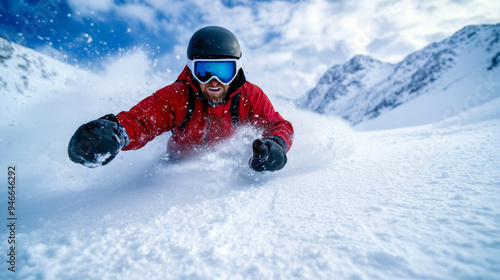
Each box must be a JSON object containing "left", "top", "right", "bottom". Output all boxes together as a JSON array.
[
  {"left": 297, "top": 23, "right": 500, "bottom": 126},
  {"left": 0, "top": 36, "right": 87, "bottom": 96}
]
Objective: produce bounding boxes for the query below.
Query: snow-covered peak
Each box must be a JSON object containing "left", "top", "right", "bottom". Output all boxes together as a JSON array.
[
  {"left": 0, "top": 37, "right": 88, "bottom": 96},
  {"left": 297, "top": 54, "right": 394, "bottom": 114},
  {"left": 317, "top": 54, "right": 392, "bottom": 85},
  {"left": 298, "top": 23, "right": 500, "bottom": 127},
  {"left": 0, "top": 37, "right": 98, "bottom": 126}
]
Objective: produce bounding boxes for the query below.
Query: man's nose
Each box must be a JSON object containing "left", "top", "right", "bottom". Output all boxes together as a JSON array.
[{"left": 209, "top": 79, "right": 219, "bottom": 86}]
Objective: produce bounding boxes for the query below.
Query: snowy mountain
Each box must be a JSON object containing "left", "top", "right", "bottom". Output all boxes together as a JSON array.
[
  {"left": 297, "top": 55, "right": 395, "bottom": 115},
  {"left": 0, "top": 36, "right": 166, "bottom": 129},
  {"left": 298, "top": 23, "right": 500, "bottom": 127},
  {"left": 1, "top": 29, "right": 500, "bottom": 279},
  {"left": 0, "top": 37, "right": 93, "bottom": 127},
  {"left": 0, "top": 36, "right": 88, "bottom": 96}
]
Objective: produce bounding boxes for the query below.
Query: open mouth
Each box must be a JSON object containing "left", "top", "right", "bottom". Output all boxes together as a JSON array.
[{"left": 207, "top": 87, "right": 222, "bottom": 95}]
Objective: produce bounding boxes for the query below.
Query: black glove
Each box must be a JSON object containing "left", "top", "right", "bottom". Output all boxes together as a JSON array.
[
  {"left": 249, "top": 138, "right": 287, "bottom": 172},
  {"left": 68, "top": 114, "right": 129, "bottom": 168}
]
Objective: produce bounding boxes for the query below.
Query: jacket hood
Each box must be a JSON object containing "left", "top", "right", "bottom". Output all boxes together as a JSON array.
[{"left": 177, "top": 65, "right": 247, "bottom": 106}]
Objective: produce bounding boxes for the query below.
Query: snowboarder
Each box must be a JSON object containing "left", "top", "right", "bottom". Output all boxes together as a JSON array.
[{"left": 68, "top": 26, "right": 294, "bottom": 172}]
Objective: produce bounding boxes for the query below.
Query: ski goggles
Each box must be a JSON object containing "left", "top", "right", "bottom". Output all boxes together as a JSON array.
[{"left": 188, "top": 58, "right": 241, "bottom": 85}]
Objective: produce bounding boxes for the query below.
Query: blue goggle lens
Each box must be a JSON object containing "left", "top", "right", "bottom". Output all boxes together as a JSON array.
[{"left": 194, "top": 60, "right": 237, "bottom": 84}]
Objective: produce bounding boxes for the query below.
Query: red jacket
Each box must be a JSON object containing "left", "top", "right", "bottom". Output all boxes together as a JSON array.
[{"left": 116, "top": 66, "right": 293, "bottom": 158}]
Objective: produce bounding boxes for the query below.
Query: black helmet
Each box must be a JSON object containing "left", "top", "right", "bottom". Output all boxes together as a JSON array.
[{"left": 187, "top": 26, "right": 242, "bottom": 59}]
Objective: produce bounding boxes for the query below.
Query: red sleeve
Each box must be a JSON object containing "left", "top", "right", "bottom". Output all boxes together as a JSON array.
[
  {"left": 245, "top": 84, "right": 294, "bottom": 152},
  {"left": 116, "top": 83, "right": 186, "bottom": 150}
]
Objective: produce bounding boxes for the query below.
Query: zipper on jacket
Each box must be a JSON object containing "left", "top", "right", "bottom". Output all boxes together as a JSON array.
[
  {"left": 203, "top": 115, "right": 212, "bottom": 145},
  {"left": 203, "top": 105, "right": 212, "bottom": 145}
]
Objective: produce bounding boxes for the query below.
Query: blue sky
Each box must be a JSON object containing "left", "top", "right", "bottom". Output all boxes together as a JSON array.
[
  {"left": 1, "top": 0, "right": 499, "bottom": 98},
  {"left": 1, "top": 0, "right": 184, "bottom": 66}
]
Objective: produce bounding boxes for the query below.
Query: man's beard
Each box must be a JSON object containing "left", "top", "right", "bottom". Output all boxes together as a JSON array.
[{"left": 202, "top": 88, "right": 227, "bottom": 105}]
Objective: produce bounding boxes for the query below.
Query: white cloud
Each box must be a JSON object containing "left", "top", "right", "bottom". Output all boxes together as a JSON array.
[
  {"left": 227, "top": 0, "right": 500, "bottom": 98},
  {"left": 116, "top": 4, "right": 158, "bottom": 30},
  {"left": 67, "top": 0, "right": 500, "bottom": 99},
  {"left": 67, "top": 0, "right": 115, "bottom": 13}
]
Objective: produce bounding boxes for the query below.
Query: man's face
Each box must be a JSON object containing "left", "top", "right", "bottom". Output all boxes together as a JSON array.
[{"left": 199, "top": 79, "right": 230, "bottom": 104}]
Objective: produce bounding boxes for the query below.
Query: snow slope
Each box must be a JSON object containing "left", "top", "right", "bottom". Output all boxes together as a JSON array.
[{"left": 1, "top": 39, "right": 500, "bottom": 280}]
